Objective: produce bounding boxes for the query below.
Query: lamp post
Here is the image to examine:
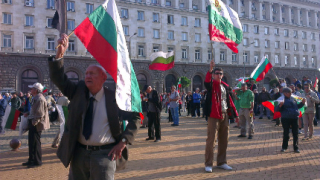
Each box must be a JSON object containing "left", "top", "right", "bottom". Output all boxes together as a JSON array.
[
  {"left": 243, "top": 41, "right": 255, "bottom": 78},
  {"left": 128, "top": 32, "right": 137, "bottom": 60}
]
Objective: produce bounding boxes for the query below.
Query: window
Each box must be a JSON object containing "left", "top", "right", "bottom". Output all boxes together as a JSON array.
[
  {"left": 3, "top": 13, "right": 12, "bottom": 24},
  {"left": 193, "top": 5, "right": 198, "bottom": 10},
  {"left": 3, "top": 34, "right": 11, "bottom": 47},
  {"left": 275, "top": 41, "right": 279, "bottom": 49},
  {"left": 265, "top": 40, "right": 269, "bottom": 48},
  {"left": 182, "top": 48, "right": 187, "bottom": 59},
  {"left": 166, "top": 0, "right": 171, "bottom": 6},
  {"left": 47, "top": 0, "right": 54, "bottom": 9},
  {"left": 86, "top": 3, "right": 93, "bottom": 14},
  {"left": 67, "top": 20, "right": 75, "bottom": 30},
  {"left": 220, "top": 51, "right": 225, "bottom": 61},
  {"left": 179, "top": 3, "right": 184, "bottom": 8},
  {"left": 195, "top": 18, "right": 201, "bottom": 27},
  {"left": 207, "top": 35, "right": 211, "bottom": 43},
  {"left": 182, "top": 32, "right": 188, "bottom": 41},
  {"left": 195, "top": 49, "right": 200, "bottom": 60},
  {"left": 153, "top": 13, "right": 159, "bottom": 22},
  {"left": 167, "top": 15, "right": 174, "bottom": 24},
  {"left": 311, "top": 57, "right": 315, "bottom": 67},
  {"left": 264, "top": 27, "right": 269, "bottom": 35},
  {"left": 25, "top": 15, "right": 34, "bottom": 26},
  {"left": 302, "top": 31, "right": 306, "bottom": 39},
  {"left": 168, "top": 31, "right": 174, "bottom": 40},
  {"left": 153, "top": 46, "right": 159, "bottom": 52},
  {"left": 138, "top": 11, "right": 144, "bottom": 20},
  {"left": 284, "top": 55, "right": 288, "bottom": 65},
  {"left": 138, "top": 45, "right": 144, "bottom": 56},
  {"left": 25, "top": 0, "right": 34, "bottom": 6},
  {"left": 151, "top": 0, "right": 158, "bottom": 4},
  {"left": 311, "top": 33, "right": 315, "bottom": 40},
  {"left": 47, "top": 38, "right": 55, "bottom": 50},
  {"left": 168, "top": 47, "right": 174, "bottom": 52},
  {"left": 243, "top": 52, "right": 248, "bottom": 63},
  {"left": 68, "top": 39, "right": 75, "bottom": 51},
  {"left": 153, "top": 29, "right": 160, "bottom": 39},
  {"left": 303, "top": 44, "right": 307, "bottom": 51},
  {"left": 294, "top": 43, "right": 298, "bottom": 51},
  {"left": 262, "top": 3, "right": 265, "bottom": 10},
  {"left": 284, "top": 29, "right": 289, "bottom": 37},
  {"left": 254, "top": 39, "right": 259, "bottom": 47},
  {"left": 243, "top": 24, "right": 248, "bottom": 32},
  {"left": 251, "top": 13, "right": 255, "bottom": 18},
  {"left": 138, "top": 28, "right": 144, "bottom": 37},
  {"left": 232, "top": 52, "right": 237, "bottom": 62},
  {"left": 254, "top": 54, "right": 259, "bottom": 63},
  {"left": 293, "top": 30, "right": 298, "bottom": 38},
  {"left": 121, "top": 9, "right": 128, "bottom": 19},
  {"left": 47, "top": 18, "right": 53, "bottom": 28},
  {"left": 2, "top": 0, "right": 12, "bottom": 4},
  {"left": 275, "top": 55, "right": 279, "bottom": 63},
  {"left": 285, "top": 42, "right": 289, "bottom": 50},
  {"left": 181, "top": 17, "right": 187, "bottom": 26},
  {"left": 195, "top": 33, "right": 201, "bottom": 42},
  {"left": 123, "top": 26, "right": 129, "bottom": 36},
  {"left": 243, "top": 38, "right": 248, "bottom": 46},
  {"left": 67, "top": 1, "right": 75, "bottom": 11},
  {"left": 25, "top": 36, "right": 34, "bottom": 49},
  {"left": 254, "top": 25, "right": 259, "bottom": 34},
  {"left": 294, "top": 56, "right": 297, "bottom": 65},
  {"left": 274, "top": 28, "right": 279, "bottom": 35},
  {"left": 208, "top": 50, "right": 212, "bottom": 61},
  {"left": 302, "top": 56, "right": 306, "bottom": 65},
  {"left": 311, "top": 45, "right": 315, "bottom": 52}
]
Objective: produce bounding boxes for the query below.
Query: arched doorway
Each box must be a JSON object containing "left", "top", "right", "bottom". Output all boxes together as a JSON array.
[
  {"left": 222, "top": 76, "right": 228, "bottom": 84},
  {"left": 165, "top": 74, "right": 176, "bottom": 93},
  {"left": 66, "top": 71, "right": 79, "bottom": 83},
  {"left": 136, "top": 73, "right": 147, "bottom": 91},
  {"left": 193, "top": 75, "right": 203, "bottom": 91},
  {"left": 104, "top": 72, "right": 116, "bottom": 91},
  {"left": 21, "top": 69, "right": 38, "bottom": 93},
  {"left": 263, "top": 77, "right": 271, "bottom": 91}
]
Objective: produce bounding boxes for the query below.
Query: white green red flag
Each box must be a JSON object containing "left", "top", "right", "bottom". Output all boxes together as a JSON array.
[
  {"left": 1, "top": 105, "right": 20, "bottom": 133},
  {"left": 250, "top": 57, "right": 273, "bottom": 82},
  {"left": 208, "top": 0, "right": 243, "bottom": 53},
  {"left": 177, "top": 78, "right": 181, "bottom": 93},
  {"left": 149, "top": 51, "right": 175, "bottom": 71},
  {"left": 74, "top": 0, "right": 142, "bottom": 114}
]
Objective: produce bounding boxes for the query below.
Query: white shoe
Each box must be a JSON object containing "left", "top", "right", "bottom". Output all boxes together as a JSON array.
[
  {"left": 205, "top": 166, "right": 212, "bottom": 173},
  {"left": 217, "top": 163, "right": 232, "bottom": 170}
]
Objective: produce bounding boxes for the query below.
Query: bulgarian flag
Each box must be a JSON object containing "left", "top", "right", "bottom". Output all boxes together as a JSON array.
[
  {"left": 177, "top": 78, "right": 181, "bottom": 93},
  {"left": 250, "top": 57, "right": 273, "bottom": 82},
  {"left": 149, "top": 51, "right": 174, "bottom": 71},
  {"left": 74, "top": 0, "right": 142, "bottom": 115},
  {"left": 42, "top": 87, "right": 48, "bottom": 93},
  {"left": 208, "top": 0, "right": 243, "bottom": 53},
  {"left": 1, "top": 106, "right": 20, "bottom": 133},
  {"left": 262, "top": 100, "right": 282, "bottom": 119}
]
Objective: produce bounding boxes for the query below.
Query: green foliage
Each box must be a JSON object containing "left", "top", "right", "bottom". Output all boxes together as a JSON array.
[
  {"left": 180, "top": 76, "right": 191, "bottom": 88},
  {"left": 269, "top": 78, "right": 279, "bottom": 87}
]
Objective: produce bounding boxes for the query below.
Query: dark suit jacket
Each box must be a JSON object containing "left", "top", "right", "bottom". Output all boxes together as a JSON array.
[{"left": 48, "top": 58, "right": 140, "bottom": 171}]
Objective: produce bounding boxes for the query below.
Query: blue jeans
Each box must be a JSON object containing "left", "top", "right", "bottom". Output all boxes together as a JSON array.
[
  {"left": 170, "top": 107, "right": 179, "bottom": 125},
  {"left": 259, "top": 104, "right": 270, "bottom": 118}
]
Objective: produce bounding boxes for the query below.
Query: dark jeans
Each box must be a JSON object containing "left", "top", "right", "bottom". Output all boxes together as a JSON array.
[
  {"left": 193, "top": 103, "right": 200, "bottom": 117},
  {"left": 28, "top": 120, "right": 42, "bottom": 165},
  {"left": 69, "top": 144, "right": 116, "bottom": 180},
  {"left": 148, "top": 112, "right": 161, "bottom": 140},
  {"left": 187, "top": 103, "right": 192, "bottom": 116},
  {"left": 0, "top": 116, "right": 3, "bottom": 133},
  {"left": 281, "top": 118, "right": 299, "bottom": 150}
]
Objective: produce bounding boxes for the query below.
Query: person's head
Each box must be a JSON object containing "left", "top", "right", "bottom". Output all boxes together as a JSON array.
[
  {"left": 11, "top": 92, "right": 17, "bottom": 98},
  {"left": 278, "top": 85, "right": 283, "bottom": 93},
  {"left": 213, "top": 67, "right": 223, "bottom": 81},
  {"left": 241, "top": 83, "right": 247, "bottom": 91},
  {"left": 142, "top": 85, "right": 152, "bottom": 94},
  {"left": 296, "top": 84, "right": 302, "bottom": 90},
  {"left": 171, "top": 85, "right": 176, "bottom": 92},
  {"left": 19, "top": 91, "right": 23, "bottom": 97},
  {"left": 289, "top": 84, "right": 296, "bottom": 92},
  {"left": 5, "top": 93, "right": 9, "bottom": 97},
  {"left": 304, "top": 83, "right": 311, "bottom": 92},
  {"left": 261, "top": 87, "right": 266, "bottom": 92},
  {"left": 48, "top": 92, "right": 53, "bottom": 96},
  {"left": 274, "top": 87, "right": 279, "bottom": 93},
  {"left": 196, "top": 88, "right": 200, "bottom": 93},
  {"left": 250, "top": 80, "right": 255, "bottom": 84},
  {"left": 283, "top": 87, "right": 292, "bottom": 98},
  {"left": 303, "top": 76, "right": 307, "bottom": 81},
  {"left": 0, "top": 94, "right": 2, "bottom": 100},
  {"left": 85, "top": 65, "right": 107, "bottom": 95},
  {"left": 28, "top": 82, "right": 44, "bottom": 96},
  {"left": 188, "top": 91, "right": 191, "bottom": 95},
  {"left": 293, "top": 78, "right": 297, "bottom": 82},
  {"left": 253, "top": 89, "right": 258, "bottom": 93},
  {"left": 26, "top": 92, "right": 31, "bottom": 97}
]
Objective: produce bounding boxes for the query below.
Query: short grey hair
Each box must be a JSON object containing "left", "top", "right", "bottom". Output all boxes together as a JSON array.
[
  {"left": 241, "top": 83, "right": 247, "bottom": 87},
  {"left": 87, "top": 64, "right": 107, "bottom": 77},
  {"left": 171, "top": 85, "right": 176, "bottom": 89},
  {"left": 282, "top": 87, "right": 292, "bottom": 94}
]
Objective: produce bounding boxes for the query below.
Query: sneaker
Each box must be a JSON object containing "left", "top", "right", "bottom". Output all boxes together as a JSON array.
[
  {"left": 22, "top": 161, "right": 33, "bottom": 166},
  {"left": 171, "top": 124, "right": 179, "bottom": 126},
  {"left": 237, "top": 135, "right": 246, "bottom": 138},
  {"left": 217, "top": 163, "right": 232, "bottom": 170},
  {"left": 154, "top": 139, "right": 161, "bottom": 142},
  {"left": 298, "top": 130, "right": 302, "bottom": 134},
  {"left": 145, "top": 137, "right": 154, "bottom": 141},
  {"left": 205, "top": 166, "right": 212, "bottom": 173},
  {"left": 294, "top": 149, "right": 300, "bottom": 153},
  {"left": 280, "top": 149, "right": 286, "bottom": 152}
]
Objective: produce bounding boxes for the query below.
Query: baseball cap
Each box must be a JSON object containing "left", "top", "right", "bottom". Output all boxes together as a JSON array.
[{"left": 28, "top": 82, "right": 44, "bottom": 91}]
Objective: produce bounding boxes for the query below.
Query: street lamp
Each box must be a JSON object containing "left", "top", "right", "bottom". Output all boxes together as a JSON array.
[
  {"left": 243, "top": 41, "right": 255, "bottom": 78},
  {"left": 128, "top": 32, "right": 137, "bottom": 59}
]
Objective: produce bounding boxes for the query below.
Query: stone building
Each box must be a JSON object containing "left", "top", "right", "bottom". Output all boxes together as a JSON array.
[{"left": 0, "top": 0, "right": 319, "bottom": 93}]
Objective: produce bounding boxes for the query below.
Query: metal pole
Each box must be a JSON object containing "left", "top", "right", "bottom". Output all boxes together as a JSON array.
[{"left": 128, "top": 33, "right": 137, "bottom": 60}]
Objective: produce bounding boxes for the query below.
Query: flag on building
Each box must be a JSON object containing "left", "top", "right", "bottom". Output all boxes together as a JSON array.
[
  {"left": 74, "top": 0, "right": 142, "bottom": 115},
  {"left": 51, "top": 0, "right": 67, "bottom": 34},
  {"left": 250, "top": 57, "right": 273, "bottom": 82},
  {"left": 208, "top": 0, "right": 243, "bottom": 53},
  {"left": 1, "top": 106, "right": 20, "bottom": 132},
  {"left": 149, "top": 51, "right": 175, "bottom": 71}
]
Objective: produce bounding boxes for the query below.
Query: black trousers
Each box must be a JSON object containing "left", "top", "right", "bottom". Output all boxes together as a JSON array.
[
  {"left": 193, "top": 103, "right": 200, "bottom": 117},
  {"left": 28, "top": 120, "right": 42, "bottom": 165},
  {"left": 281, "top": 118, "right": 299, "bottom": 150},
  {"left": 187, "top": 103, "right": 192, "bottom": 116},
  {"left": 148, "top": 112, "right": 161, "bottom": 140}
]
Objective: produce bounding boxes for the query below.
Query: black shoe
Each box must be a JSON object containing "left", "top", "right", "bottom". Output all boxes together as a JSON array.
[
  {"left": 145, "top": 137, "right": 154, "bottom": 141},
  {"left": 154, "top": 139, "right": 161, "bottom": 142},
  {"left": 259, "top": 117, "right": 263, "bottom": 119},
  {"left": 294, "top": 149, "right": 300, "bottom": 153},
  {"left": 248, "top": 135, "right": 253, "bottom": 139},
  {"left": 171, "top": 124, "right": 179, "bottom": 126},
  {"left": 237, "top": 135, "right": 246, "bottom": 138},
  {"left": 281, "top": 149, "right": 286, "bottom": 152},
  {"left": 22, "top": 161, "right": 33, "bottom": 166},
  {"left": 27, "top": 163, "right": 42, "bottom": 168}
]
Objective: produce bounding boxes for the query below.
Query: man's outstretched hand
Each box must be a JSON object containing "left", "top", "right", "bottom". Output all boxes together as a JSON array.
[{"left": 55, "top": 33, "right": 69, "bottom": 59}]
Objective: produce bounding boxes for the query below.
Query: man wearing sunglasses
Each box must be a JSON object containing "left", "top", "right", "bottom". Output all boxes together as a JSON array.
[{"left": 204, "top": 60, "right": 238, "bottom": 172}]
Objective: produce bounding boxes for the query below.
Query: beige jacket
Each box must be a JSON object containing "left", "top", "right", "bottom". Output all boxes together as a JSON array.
[
  {"left": 29, "top": 93, "right": 50, "bottom": 131},
  {"left": 301, "top": 90, "right": 320, "bottom": 113},
  {"left": 45, "top": 95, "right": 56, "bottom": 109}
]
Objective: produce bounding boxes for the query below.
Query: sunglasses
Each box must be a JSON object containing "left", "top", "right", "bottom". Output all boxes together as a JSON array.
[{"left": 215, "top": 73, "right": 223, "bottom": 75}]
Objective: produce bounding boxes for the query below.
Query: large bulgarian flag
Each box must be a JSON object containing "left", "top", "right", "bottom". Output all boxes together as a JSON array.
[
  {"left": 208, "top": 0, "right": 243, "bottom": 53},
  {"left": 149, "top": 51, "right": 174, "bottom": 71},
  {"left": 1, "top": 105, "right": 20, "bottom": 133},
  {"left": 250, "top": 57, "right": 273, "bottom": 82},
  {"left": 74, "top": 0, "right": 142, "bottom": 114}
]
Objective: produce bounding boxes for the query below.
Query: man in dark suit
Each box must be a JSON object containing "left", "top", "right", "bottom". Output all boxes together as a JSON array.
[{"left": 49, "top": 34, "right": 140, "bottom": 180}]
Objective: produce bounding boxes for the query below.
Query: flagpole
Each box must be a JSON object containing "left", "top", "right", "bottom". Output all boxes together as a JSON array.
[
  {"left": 55, "top": 31, "right": 74, "bottom": 49},
  {"left": 271, "top": 67, "right": 279, "bottom": 81}
]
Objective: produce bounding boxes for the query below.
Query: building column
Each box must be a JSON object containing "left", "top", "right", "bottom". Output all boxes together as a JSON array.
[
  {"left": 306, "top": 10, "right": 310, "bottom": 26},
  {"left": 278, "top": 4, "right": 282, "bottom": 23},
  {"left": 161, "top": 0, "right": 165, "bottom": 7},
  {"left": 236, "top": 0, "right": 241, "bottom": 16},
  {"left": 268, "top": 2, "right": 273, "bottom": 22},
  {"left": 288, "top": 6, "right": 292, "bottom": 24},
  {"left": 189, "top": 0, "right": 193, "bottom": 11},
  {"left": 175, "top": 0, "right": 179, "bottom": 9},
  {"left": 202, "top": 0, "right": 206, "bottom": 13},
  {"left": 245, "top": 0, "right": 252, "bottom": 18},
  {"left": 297, "top": 8, "right": 301, "bottom": 25},
  {"left": 258, "top": 1, "right": 263, "bottom": 20},
  {"left": 313, "top": 11, "right": 318, "bottom": 27}
]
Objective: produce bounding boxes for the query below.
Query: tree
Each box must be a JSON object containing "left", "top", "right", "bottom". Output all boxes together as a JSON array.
[{"left": 180, "top": 76, "right": 191, "bottom": 89}]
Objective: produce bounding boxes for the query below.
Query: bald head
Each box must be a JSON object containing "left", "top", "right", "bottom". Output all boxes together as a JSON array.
[{"left": 85, "top": 65, "right": 107, "bottom": 95}]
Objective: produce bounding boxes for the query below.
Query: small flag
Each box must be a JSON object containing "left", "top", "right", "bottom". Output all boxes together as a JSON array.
[
  {"left": 2, "top": 106, "right": 20, "bottom": 131},
  {"left": 42, "top": 87, "right": 48, "bottom": 93},
  {"left": 262, "top": 100, "right": 281, "bottom": 119},
  {"left": 149, "top": 51, "right": 175, "bottom": 71},
  {"left": 250, "top": 57, "right": 273, "bottom": 82},
  {"left": 51, "top": 0, "right": 67, "bottom": 34}
]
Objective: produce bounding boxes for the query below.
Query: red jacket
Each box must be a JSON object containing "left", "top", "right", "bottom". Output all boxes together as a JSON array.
[{"left": 204, "top": 71, "right": 238, "bottom": 119}]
